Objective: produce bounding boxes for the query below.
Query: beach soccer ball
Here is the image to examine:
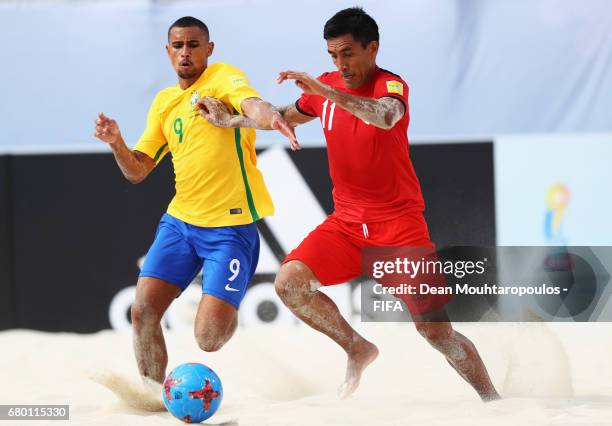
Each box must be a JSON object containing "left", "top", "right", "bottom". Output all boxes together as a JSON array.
[{"left": 162, "top": 363, "right": 223, "bottom": 423}]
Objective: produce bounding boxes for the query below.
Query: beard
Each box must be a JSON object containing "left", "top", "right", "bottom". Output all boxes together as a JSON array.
[{"left": 177, "top": 70, "right": 197, "bottom": 80}]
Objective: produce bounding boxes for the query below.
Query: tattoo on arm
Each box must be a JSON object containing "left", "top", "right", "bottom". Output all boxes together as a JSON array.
[
  {"left": 322, "top": 86, "right": 405, "bottom": 130},
  {"left": 278, "top": 104, "right": 316, "bottom": 126},
  {"left": 237, "top": 98, "right": 301, "bottom": 149},
  {"left": 227, "top": 103, "right": 314, "bottom": 129},
  {"left": 277, "top": 104, "right": 291, "bottom": 116},
  {"left": 240, "top": 98, "right": 278, "bottom": 130},
  {"left": 226, "top": 114, "right": 266, "bottom": 129}
]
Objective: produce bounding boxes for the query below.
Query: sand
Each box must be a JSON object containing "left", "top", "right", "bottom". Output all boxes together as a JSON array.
[{"left": 2, "top": 322, "right": 612, "bottom": 425}]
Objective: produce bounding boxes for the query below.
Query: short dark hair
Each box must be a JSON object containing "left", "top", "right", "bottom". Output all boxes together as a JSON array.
[
  {"left": 323, "top": 7, "right": 379, "bottom": 48},
  {"left": 168, "top": 16, "right": 209, "bottom": 40}
]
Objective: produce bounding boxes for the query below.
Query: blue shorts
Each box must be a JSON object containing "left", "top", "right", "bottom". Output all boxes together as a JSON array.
[{"left": 140, "top": 213, "right": 260, "bottom": 309}]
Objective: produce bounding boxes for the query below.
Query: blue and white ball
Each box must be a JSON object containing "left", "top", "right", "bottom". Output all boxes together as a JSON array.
[{"left": 162, "top": 363, "right": 223, "bottom": 423}]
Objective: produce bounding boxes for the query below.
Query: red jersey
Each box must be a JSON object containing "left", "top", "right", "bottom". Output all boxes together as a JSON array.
[{"left": 296, "top": 67, "right": 425, "bottom": 223}]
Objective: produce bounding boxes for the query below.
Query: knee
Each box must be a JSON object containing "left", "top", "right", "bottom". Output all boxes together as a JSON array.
[
  {"left": 274, "top": 265, "right": 293, "bottom": 300},
  {"left": 274, "top": 262, "right": 313, "bottom": 307},
  {"left": 131, "top": 302, "right": 161, "bottom": 330},
  {"left": 194, "top": 328, "right": 226, "bottom": 352},
  {"left": 194, "top": 321, "right": 233, "bottom": 353},
  {"left": 196, "top": 337, "right": 224, "bottom": 353},
  {"left": 415, "top": 322, "right": 453, "bottom": 347}
]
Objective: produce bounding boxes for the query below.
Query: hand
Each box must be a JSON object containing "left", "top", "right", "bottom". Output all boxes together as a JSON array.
[
  {"left": 197, "top": 97, "right": 232, "bottom": 128},
  {"left": 271, "top": 111, "right": 301, "bottom": 151},
  {"left": 94, "top": 112, "right": 121, "bottom": 144},
  {"left": 277, "top": 70, "right": 329, "bottom": 97}
]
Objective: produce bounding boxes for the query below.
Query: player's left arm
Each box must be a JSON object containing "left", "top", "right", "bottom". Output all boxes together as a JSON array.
[{"left": 277, "top": 70, "right": 404, "bottom": 130}]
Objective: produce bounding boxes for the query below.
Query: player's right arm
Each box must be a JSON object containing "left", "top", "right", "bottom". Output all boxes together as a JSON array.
[
  {"left": 94, "top": 112, "right": 155, "bottom": 184},
  {"left": 199, "top": 98, "right": 315, "bottom": 129}
]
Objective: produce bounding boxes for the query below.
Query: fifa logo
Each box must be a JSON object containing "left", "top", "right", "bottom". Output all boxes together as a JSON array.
[{"left": 544, "top": 183, "right": 569, "bottom": 245}]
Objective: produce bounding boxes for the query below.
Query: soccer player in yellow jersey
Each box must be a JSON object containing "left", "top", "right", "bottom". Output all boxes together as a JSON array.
[{"left": 94, "top": 16, "right": 297, "bottom": 384}]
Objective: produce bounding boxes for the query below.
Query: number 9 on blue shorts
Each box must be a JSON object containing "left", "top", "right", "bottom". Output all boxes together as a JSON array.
[{"left": 140, "top": 213, "right": 260, "bottom": 308}]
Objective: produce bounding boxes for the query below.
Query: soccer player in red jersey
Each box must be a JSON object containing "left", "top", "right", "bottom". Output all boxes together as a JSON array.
[{"left": 199, "top": 7, "right": 500, "bottom": 401}]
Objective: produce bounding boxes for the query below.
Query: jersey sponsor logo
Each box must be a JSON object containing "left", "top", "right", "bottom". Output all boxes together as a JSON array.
[
  {"left": 229, "top": 74, "right": 248, "bottom": 89},
  {"left": 386, "top": 80, "right": 403, "bottom": 95}
]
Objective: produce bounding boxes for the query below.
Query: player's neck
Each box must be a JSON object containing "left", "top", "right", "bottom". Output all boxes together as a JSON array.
[
  {"left": 178, "top": 69, "right": 206, "bottom": 90},
  {"left": 351, "top": 65, "right": 378, "bottom": 89},
  {"left": 362, "top": 65, "right": 378, "bottom": 86},
  {"left": 178, "top": 76, "right": 199, "bottom": 90}
]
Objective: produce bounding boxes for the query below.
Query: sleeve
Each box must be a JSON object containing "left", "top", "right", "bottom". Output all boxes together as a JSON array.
[
  {"left": 373, "top": 75, "right": 409, "bottom": 115},
  {"left": 133, "top": 94, "right": 169, "bottom": 165},
  {"left": 295, "top": 94, "right": 318, "bottom": 117},
  {"left": 295, "top": 73, "right": 329, "bottom": 118},
  {"left": 215, "top": 65, "right": 262, "bottom": 115}
]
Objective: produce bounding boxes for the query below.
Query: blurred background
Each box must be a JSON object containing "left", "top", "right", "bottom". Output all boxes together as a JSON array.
[{"left": 1, "top": 0, "right": 611, "bottom": 332}]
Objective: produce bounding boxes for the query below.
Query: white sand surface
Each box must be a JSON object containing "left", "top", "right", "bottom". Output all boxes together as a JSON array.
[{"left": 2, "top": 322, "right": 612, "bottom": 425}]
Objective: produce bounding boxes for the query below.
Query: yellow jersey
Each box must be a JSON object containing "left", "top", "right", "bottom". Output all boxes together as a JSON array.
[{"left": 134, "top": 62, "right": 274, "bottom": 227}]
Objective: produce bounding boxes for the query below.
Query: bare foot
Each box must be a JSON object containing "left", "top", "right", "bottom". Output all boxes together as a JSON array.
[{"left": 338, "top": 340, "right": 379, "bottom": 399}]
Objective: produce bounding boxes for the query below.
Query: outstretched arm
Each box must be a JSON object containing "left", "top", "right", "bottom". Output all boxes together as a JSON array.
[
  {"left": 277, "top": 70, "right": 404, "bottom": 130},
  {"left": 199, "top": 98, "right": 314, "bottom": 129},
  {"left": 241, "top": 98, "right": 300, "bottom": 150},
  {"left": 278, "top": 104, "right": 318, "bottom": 127},
  {"left": 94, "top": 113, "right": 155, "bottom": 184},
  {"left": 198, "top": 97, "right": 315, "bottom": 150}
]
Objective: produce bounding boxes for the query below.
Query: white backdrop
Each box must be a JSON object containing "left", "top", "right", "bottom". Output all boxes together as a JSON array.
[
  {"left": 495, "top": 133, "right": 612, "bottom": 246},
  {"left": 1, "top": 0, "right": 612, "bottom": 149}
]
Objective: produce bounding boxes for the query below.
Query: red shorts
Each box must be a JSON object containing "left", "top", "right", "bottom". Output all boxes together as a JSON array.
[{"left": 283, "top": 211, "right": 451, "bottom": 315}]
